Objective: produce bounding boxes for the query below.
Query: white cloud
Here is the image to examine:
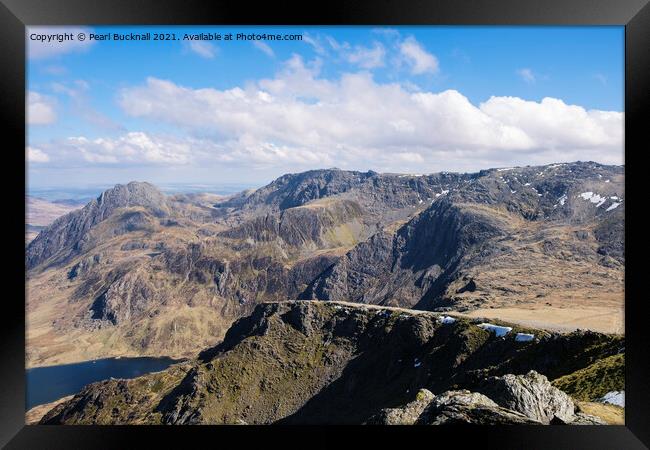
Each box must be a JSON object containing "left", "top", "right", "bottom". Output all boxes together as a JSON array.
[
  {"left": 51, "top": 79, "right": 89, "bottom": 98},
  {"left": 392, "top": 152, "right": 424, "bottom": 163},
  {"left": 27, "top": 27, "right": 95, "bottom": 59},
  {"left": 302, "top": 32, "right": 326, "bottom": 55},
  {"left": 34, "top": 133, "right": 194, "bottom": 166},
  {"left": 253, "top": 41, "right": 275, "bottom": 57},
  {"left": 480, "top": 96, "right": 623, "bottom": 150},
  {"left": 301, "top": 34, "right": 386, "bottom": 70},
  {"left": 64, "top": 132, "right": 193, "bottom": 165},
  {"left": 517, "top": 68, "right": 536, "bottom": 84},
  {"left": 112, "top": 56, "right": 621, "bottom": 172},
  {"left": 27, "top": 91, "right": 56, "bottom": 125},
  {"left": 346, "top": 42, "right": 385, "bottom": 69},
  {"left": 36, "top": 54, "right": 621, "bottom": 174},
  {"left": 188, "top": 41, "right": 216, "bottom": 59},
  {"left": 27, "top": 146, "right": 50, "bottom": 163},
  {"left": 399, "top": 37, "right": 439, "bottom": 75}
]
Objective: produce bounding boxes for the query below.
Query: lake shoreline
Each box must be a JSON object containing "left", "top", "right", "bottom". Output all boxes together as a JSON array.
[
  {"left": 25, "top": 395, "right": 75, "bottom": 425},
  {"left": 26, "top": 356, "right": 187, "bottom": 410},
  {"left": 26, "top": 350, "right": 192, "bottom": 370}
]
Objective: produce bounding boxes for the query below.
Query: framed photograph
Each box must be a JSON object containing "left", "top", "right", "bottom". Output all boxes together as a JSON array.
[{"left": 1, "top": 0, "right": 647, "bottom": 448}]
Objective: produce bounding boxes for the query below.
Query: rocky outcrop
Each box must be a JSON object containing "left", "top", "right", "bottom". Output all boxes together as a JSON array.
[
  {"left": 416, "top": 390, "right": 539, "bottom": 425},
  {"left": 593, "top": 207, "right": 625, "bottom": 264},
  {"left": 220, "top": 199, "right": 364, "bottom": 248},
  {"left": 368, "top": 371, "right": 605, "bottom": 425},
  {"left": 301, "top": 231, "right": 395, "bottom": 302},
  {"left": 67, "top": 253, "right": 104, "bottom": 280},
  {"left": 475, "top": 371, "right": 575, "bottom": 424},
  {"left": 216, "top": 168, "right": 475, "bottom": 231},
  {"left": 89, "top": 269, "right": 158, "bottom": 325}
]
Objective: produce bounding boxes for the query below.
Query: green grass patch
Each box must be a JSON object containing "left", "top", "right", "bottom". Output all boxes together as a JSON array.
[{"left": 551, "top": 353, "right": 624, "bottom": 401}]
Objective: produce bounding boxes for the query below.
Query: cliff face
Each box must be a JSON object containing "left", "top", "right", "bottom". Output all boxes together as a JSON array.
[
  {"left": 39, "top": 301, "right": 622, "bottom": 425},
  {"left": 301, "top": 199, "right": 509, "bottom": 308},
  {"left": 26, "top": 162, "right": 624, "bottom": 367}
]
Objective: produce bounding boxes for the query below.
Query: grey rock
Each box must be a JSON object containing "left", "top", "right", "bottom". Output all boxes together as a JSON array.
[
  {"left": 366, "top": 389, "right": 435, "bottom": 425},
  {"left": 221, "top": 199, "right": 363, "bottom": 247},
  {"left": 67, "top": 253, "right": 102, "bottom": 280},
  {"left": 89, "top": 270, "right": 158, "bottom": 325},
  {"left": 475, "top": 370, "right": 576, "bottom": 424},
  {"left": 417, "top": 390, "right": 541, "bottom": 425},
  {"left": 368, "top": 369, "right": 604, "bottom": 426},
  {"left": 569, "top": 413, "right": 608, "bottom": 425}
]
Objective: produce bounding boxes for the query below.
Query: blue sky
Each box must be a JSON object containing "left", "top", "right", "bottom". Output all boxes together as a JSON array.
[{"left": 27, "top": 26, "right": 624, "bottom": 190}]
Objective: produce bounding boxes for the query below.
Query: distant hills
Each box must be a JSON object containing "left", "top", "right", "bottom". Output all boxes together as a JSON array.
[
  {"left": 26, "top": 162, "right": 624, "bottom": 368},
  {"left": 25, "top": 196, "right": 83, "bottom": 243}
]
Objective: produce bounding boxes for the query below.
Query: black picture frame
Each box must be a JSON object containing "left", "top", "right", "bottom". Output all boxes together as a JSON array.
[{"left": 1, "top": 0, "right": 647, "bottom": 448}]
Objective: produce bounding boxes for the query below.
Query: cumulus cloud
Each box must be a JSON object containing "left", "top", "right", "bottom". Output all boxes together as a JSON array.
[
  {"left": 479, "top": 96, "right": 623, "bottom": 150},
  {"left": 188, "top": 41, "right": 216, "bottom": 59},
  {"left": 27, "top": 26, "right": 95, "bottom": 59},
  {"left": 39, "top": 55, "right": 622, "bottom": 174},
  {"left": 27, "top": 91, "right": 56, "bottom": 125},
  {"left": 27, "top": 146, "right": 50, "bottom": 163},
  {"left": 61, "top": 132, "right": 194, "bottom": 165},
  {"left": 399, "top": 37, "right": 439, "bottom": 75},
  {"left": 517, "top": 68, "right": 536, "bottom": 83},
  {"left": 253, "top": 41, "right": 275, "bottom": 57}
]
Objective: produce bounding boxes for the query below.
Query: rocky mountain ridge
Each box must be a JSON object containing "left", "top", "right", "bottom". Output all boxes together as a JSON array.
[
  {"left": 27, "top": 182, "right": 170, "bottom": 270},
  {"left": 38, "top": 301, "right": 622, "bottom": 425}
]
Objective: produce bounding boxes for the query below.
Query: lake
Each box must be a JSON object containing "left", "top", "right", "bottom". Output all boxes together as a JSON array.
[{"left": 26, "top": 356, "right": 183, "bottom": 410}]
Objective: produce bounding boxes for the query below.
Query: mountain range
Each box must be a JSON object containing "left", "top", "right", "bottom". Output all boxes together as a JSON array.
[{"left": 26, "top": 161, "right": 624, "bottom": 368}]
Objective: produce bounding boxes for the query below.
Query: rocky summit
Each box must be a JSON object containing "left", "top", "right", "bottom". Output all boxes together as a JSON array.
[
  {"left": 39, "top": 301, "right": 621, "bottom": 425},
  {"left": 26, "top": 162, "right": 624, "bottom": 368}
]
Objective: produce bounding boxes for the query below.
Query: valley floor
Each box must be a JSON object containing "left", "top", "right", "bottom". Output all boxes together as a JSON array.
[{"left": 459, "top": 302, "right": 623, "bottom": 334}]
